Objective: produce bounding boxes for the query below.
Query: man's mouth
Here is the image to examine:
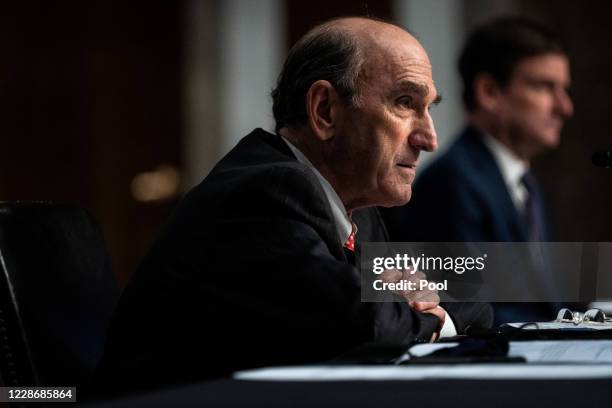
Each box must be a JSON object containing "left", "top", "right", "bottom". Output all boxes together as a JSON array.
[{"left": 397, "top": 163, "right": 417, "bottom": 169}]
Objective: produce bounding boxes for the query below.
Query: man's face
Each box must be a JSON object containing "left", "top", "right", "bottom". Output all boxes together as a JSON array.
[
  {"left": 497, "top": 53, "right": 573, "bottom": 156},
  {"left": 329, "top": 30, "right": 439, "bottom": 209}
]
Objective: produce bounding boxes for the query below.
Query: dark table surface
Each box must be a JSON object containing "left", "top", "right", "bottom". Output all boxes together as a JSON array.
[
  {"left": 85, "top": 336, "right": 612, "bottom": 407},
  {"left": 86, "top": 375, "right": 612, "bottom": 408}
]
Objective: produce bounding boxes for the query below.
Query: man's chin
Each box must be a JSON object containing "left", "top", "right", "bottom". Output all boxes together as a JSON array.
[
  {"left": 379, "top": 186, "right": 412, "bottom": 208},
  {"left": 536, "top": 129, "right": 562, "bottom": 148}
]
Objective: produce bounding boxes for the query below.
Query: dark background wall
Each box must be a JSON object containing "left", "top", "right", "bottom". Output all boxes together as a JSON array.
[
  {"left": 285, "top": 0, "right": 392, "bottom": 45},
  {"left": 0, "top": 1, "right": 182, "bottom": 285},
  {"left": 521, "top": 0, "right": 612, "bottom": 241}
]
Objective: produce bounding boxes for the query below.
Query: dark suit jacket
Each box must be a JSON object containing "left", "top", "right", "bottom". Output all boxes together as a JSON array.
[
  {"left": 380, "top": 126, "right": 555, "bottom": 324},
  {"left": 95, "top": 129, "right": 492, "bottom": 395}
]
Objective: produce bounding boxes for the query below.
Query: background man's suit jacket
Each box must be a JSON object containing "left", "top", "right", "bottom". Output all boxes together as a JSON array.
[
  {"left": 380, "top": 126, "right": 555, "bottom": 324},
  {"left": 95, "top": 128, "right": 492, "bottom": 395}
]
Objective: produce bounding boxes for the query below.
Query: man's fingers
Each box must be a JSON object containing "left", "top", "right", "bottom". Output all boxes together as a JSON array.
[
  {"left": 408, "top": 301, "right": 439, "bottom": 312},
  {"left": 380, "top": 269, "right": 402, "bottom": 283},
  {"left": 380, "top": 269, "right": 442, "bottom": 310},
  {"left": 422, "top": 306, "right": 446, "bottom": 326},
  {"left": 406, "top": 270, "right": 426, "bottom": 281},
  {"left": 404, "top": 283, "right": 440, "bottom": 304}
]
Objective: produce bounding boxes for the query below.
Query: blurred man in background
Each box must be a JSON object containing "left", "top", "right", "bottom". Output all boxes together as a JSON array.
[{"left": 381, "top": 17, "right": 574, "bottom": 324}]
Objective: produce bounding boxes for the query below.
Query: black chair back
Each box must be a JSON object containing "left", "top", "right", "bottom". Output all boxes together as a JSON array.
[{"left": 0, "top": 202, "right": 118, "bottom": 388}]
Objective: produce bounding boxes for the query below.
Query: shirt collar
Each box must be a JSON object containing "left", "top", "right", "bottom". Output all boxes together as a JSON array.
[
  {"left": 281, "top": 136, "right": 353, "bottom": 245},
  {"left": 481, "top": 133, "right": 529, "bottom": 209}
]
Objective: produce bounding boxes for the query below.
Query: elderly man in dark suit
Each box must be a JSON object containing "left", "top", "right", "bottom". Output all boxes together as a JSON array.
[
  {"left": 95, "top": 17, "right": 492, "bottom": 395},
  {"left": 381, "top": 17, "right": 574, "bottom": 324}
]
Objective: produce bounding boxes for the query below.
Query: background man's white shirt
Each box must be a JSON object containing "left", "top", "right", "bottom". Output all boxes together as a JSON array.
[{"left": 482, "top": 134, "right": 529, "bottom": 213}]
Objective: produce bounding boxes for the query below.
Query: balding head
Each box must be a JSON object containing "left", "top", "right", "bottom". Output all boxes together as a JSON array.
[
  {"left": 272, "top": 17, "right": 425, "bottom": 133},
  {"left": 334, "top": 17, "right": 425, "bottom": 56}
]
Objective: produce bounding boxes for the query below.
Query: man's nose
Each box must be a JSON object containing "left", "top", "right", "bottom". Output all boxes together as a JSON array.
[
  {"left": 409, "top": 116, "right": 438, "bottom": 152},
  {"left": 555, "top": 88, "right": 574, "bottom": 118}
]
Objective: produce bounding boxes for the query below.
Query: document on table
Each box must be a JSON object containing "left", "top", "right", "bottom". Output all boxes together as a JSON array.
[
  {"left": 509, "top": 340, "right": 612, "bottom": 363},
  {"left": 234, "top": 364, "right": 612, "bottom": 381},
  {"left": 505, "top": 321, "right": 612, "bottom": 330},
  {"left": 400, "top": 340, "right": 612, "bottom": 363}
]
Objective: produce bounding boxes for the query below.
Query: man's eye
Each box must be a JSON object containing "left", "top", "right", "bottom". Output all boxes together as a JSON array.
[
  {"left": 398, "top": 96, "right": 414, "bottom": 108},
  {"left": 528, "top": 80, "right": 555, "bottom": 92}
]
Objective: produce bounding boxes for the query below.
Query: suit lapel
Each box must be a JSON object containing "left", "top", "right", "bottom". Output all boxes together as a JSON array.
[
  {"left": 462, "top": 128, "right": 527, "bottom": 241},
  {"left": 255, "top": 129, "right": 350, "bottom": 263}
]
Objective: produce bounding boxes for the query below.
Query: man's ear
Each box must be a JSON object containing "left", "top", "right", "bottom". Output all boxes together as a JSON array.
[
  {"left": 473, "top": 73, "right": 503, "bottom": 113},
  {"left": 305, "top": 80, "right": 341, "bottom": 141}
]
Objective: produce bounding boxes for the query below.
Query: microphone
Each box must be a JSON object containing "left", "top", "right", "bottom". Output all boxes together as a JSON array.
[{"left": 592, "top": 150, "right": 612, "bottom": 168}]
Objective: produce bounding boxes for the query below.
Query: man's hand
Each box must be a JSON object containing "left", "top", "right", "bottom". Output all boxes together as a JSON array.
[
  {"left": 379, "top": 268, "right": 449, "bottom": 342},
  {"left": 380, "top": 268, "right": 441, "bottom": 313}
]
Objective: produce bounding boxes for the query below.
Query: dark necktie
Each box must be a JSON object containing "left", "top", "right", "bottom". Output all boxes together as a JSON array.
[
  {"left": 521, "top": 172, "right": 545, "bottom": 242},
  {"left": 521, "top": 172, "right": 560, "bottom": 308}
]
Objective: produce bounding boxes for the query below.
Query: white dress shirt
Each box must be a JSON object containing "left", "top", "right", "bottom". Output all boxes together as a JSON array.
[
  {"left": 481, "top": 134, "right": 529, "bottom": 213},
  {"left": 282, "top": 136, "right": 456, "bottom": 339}
]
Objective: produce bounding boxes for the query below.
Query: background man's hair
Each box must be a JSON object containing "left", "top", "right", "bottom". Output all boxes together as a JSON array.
[
  {"left": 459, "top": 16, "right": 567, "bottom": 112},
  {"left": 271, "top": 20, "right": 365, "bottom": 133}
]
